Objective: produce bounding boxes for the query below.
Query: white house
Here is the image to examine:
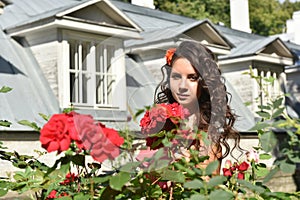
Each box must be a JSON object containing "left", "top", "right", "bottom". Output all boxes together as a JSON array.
[{"left": 0, "top": 0, "right": 299, "bottom": 194}]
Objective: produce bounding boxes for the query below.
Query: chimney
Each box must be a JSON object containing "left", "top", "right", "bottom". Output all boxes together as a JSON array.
[
  {"left": 131, "top": 0, "right": 155, "bottom": 9},
  {"left": 287, "top": 11, "right": 300, "bottom": 45},
  {"left": 230, "top": 0, "right": 251, "bottom": 33}
]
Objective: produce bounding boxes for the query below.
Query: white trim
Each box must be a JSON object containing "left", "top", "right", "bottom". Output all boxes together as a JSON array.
[
  {"left": 60, "top": 30, "right": 126, "bottom": 110},
  {"left": 206, "top": 45, "right": 231, "bottom": 55},
  {"left": 8, "top": 18, "right": 141, "bottom": 39},
  {"left": 56, "top": 0, "right": 142, "bottom": 31},
  {"left": 219, "top": 54, "right": 293, "bottom": 65}
]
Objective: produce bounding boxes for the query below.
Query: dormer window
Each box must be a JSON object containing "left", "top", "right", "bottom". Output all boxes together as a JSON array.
[
  {"left": 69, "top": 40, "right": 116, "bottom": 107},
  {"left": 60, "top": 30, "right": 127, "bottom": 115}
]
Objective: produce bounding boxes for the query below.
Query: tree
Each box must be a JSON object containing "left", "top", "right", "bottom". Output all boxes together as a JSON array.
[
  {"left": 153, "top": 0, "right": 300, "bottom": 36},
  {"left": 154, "top": 0, "right": 230, "bottom": 26},
  {"left": 249, "top": 0, "right": 289, "bottom": 36}
]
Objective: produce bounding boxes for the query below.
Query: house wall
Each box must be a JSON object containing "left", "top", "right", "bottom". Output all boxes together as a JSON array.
[
  {"left": 25, "top": 29, "right": 60, "bottom": 99},
  {"left": 220, "top": 62, "right": 256, "bottom": 110},
  {"left": 0, "top": 132, "right": 58, "bottom": 178},
  {"left": 286, "top": 70, "right": 300, "bottom": 102}
]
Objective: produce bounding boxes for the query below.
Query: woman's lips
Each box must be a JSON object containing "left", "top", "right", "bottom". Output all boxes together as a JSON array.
[{"left": 177, "top": 93, "right": 189, "bottom": 100}]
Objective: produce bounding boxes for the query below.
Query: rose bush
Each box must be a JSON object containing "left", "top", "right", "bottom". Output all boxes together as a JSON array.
[{"left": 0, "top": 81, "right": 300, "bottom": 199}]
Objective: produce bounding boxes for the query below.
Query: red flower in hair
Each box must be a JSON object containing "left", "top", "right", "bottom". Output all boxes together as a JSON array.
[{"left": 165, "top": 48, "right": 176, "bottom": 65}]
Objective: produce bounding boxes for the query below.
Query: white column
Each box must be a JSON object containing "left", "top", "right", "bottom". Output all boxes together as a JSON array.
[{"left": 252, "top": 68, "right": 259, "bottom": 112}]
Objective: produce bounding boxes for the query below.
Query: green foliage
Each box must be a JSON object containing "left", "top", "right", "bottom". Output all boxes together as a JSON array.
[
  {"left": 154, "top": 0, "right": 230, "bottom": 26},
  {"left": 1, "top": 77, "right": 300, "bottom": 199},
  {"left": 245, "top": 66, "right": 300, "bottom": 177},
  {"left": 0, "top": 86, "right": 12, "bottom": 127},
  {"left": 153, "top": 0, "right": 300, "bottom": 36},
  {"left": 0, "top": 86, "right": 12, "bottom": 93}
]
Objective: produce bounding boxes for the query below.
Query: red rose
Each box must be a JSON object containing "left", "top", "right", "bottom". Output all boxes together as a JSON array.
[
  {"left": 157, "top": 181, "right": 172, "bottom": 191},
  {"left": 74, "top": 114, "right": 124, "bottom": 162},
  {"left": 237, "top": 172, "right": 245, "bottom": 180},
  {"left": 46, "top": 190, "right": 57, "bottom": 200},
  {"left": 168, "top": 103, "right": 190, "bottom": 124},
  {"left": 237, "top": 161, "right": 249, "bottom": 172},
  {"left": 140, "top": 103, "right": 190, "bottom": 149},
  {"left": 40, "top": 113, "right": 72, "bottom": 153},
  {"left": 222, "top": 168, "right": 233, "bottom": 177},
  {"left": 99, "top": 122, "right": 124, "bottom": 147},
  {"left": 90, "top": 137, "right": 119, "bottom": 162},
  {"left": 73, "top": 113, "right": 102, "bottom": 150},
  {"left": 60, "top": 172, "right": 78, "bottom": 185},
  {"left": 140, "top": 105, "right": 169, "bottom": 135}
]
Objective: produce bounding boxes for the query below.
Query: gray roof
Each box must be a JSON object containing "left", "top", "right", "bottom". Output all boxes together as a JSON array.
[
  {"left": 219, "top": 37, "right": 278, "bottom": 59},
  {"left": 125, "top": 56, "right": 157, "bottom": 131},
  {"left": 214, "top": 25, "right": 264, "bottom": 46},
  {"left": 225, "top": 80, "right": 256, "bottom": 132},
  {"left": 0, "top": 29, "right": 60, "bottom": 131},
  {"left": 0, "top": 0, "right": 85, "bottom": 30},
  {"left": 111, "top": 0, "right": 194, "bottom": 32},
  {"left": 125, "top": 20, "right": 207, "bottom": 47}
]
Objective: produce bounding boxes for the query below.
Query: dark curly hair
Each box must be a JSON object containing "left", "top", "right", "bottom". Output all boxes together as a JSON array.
[{"left": 154, "top": 40, "right": 241, "bottom": 159}]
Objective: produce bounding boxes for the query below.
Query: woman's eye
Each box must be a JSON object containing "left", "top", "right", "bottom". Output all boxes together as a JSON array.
[
  {"left": 171, "top": 74, "right": 181, "bottom": 80},
  {"left": 188, "top": 75, "right": 199, "bottom": 81}
]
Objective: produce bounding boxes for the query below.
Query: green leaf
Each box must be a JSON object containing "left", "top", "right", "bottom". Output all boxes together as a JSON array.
[
  {"left": 259, "top": 153, "right": 272, "bottom": 160},
  {"left": 148, "top": 159, "right": 170, "bottom": 172},
  {"left": 0, "top": 182, "right": 9, "bottom": 197},
  {"left": 18, "top": 120, "right": 40, "bottom": 131},
  {"left": 255, "top": 165, "right": 269, "bottom": 178},
  {"left": 205, "top": 160, "right": 219, "bottom": 175},
  {"left": 258, "top": 105, "right": 271, "bottom": 110},
  {"left": 74, "top": 193, "right": 91, "bottom": 200},
  {"left": 133, "top": 108, "right": 147, "bottom": 120},
  {"left": 238, "top": 179, "right": 265, "bottom": 194},
  {"left": 0, "top": 188, "right": 8, "bottom": 197},
  {"left": 0, "top": 120, "right": 11, "bottom": 127},
  {"left": 188, "top": 194, "right": 206, "bottom": 200},
  {"left": 71, "top": 154, "right": 85, "bottom": 166},
  {"left": 287, "top": 152, "right": 300, "bottom": 163},
  {"left": 263, "top": 167, "right": 279, "bottom": 183},
  {"left": 260, "top": 131, "right": 277, "bottom": 152},
  {"left": 272, "top": 107, "right": 285, "bottom": 118},
  {"left": 183, "top": 179, "right": 203, "bottom": 189},
  {"left": 39, "top": 113, "right": 50, "bottom": 121},
  {"left": 161, "top": 169, "right": 185, "bottom": 183},
  {"left": 119, "top": 161, "right": 140, "bottom": 173},
  {"left": 250, "top": 122, "right": 270, "bottom": 131},
  {"left": 109, "top": 172, "right": 131, "bottom": 191},
  {"left": 256, "top": 111, "right": 270, "bottom": 119},
  {"left": 273, "top": 98, "right": 283, "bottom": 109},
  {"left": 0, "top": 86, "right": 12, "bottom": 93},
  {"left": 209, "top": 189, "right": 234, "bottom": 200},
  {"left": 279, "top": 161, "right": 296, "bottom": 174},
  {"left": 207, "top": 176, "right": 227, "bottom": 188}
]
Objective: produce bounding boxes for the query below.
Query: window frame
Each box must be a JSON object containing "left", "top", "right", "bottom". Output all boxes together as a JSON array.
[{"left": 58, "top": 30, "right": 127, "bottom": 119}]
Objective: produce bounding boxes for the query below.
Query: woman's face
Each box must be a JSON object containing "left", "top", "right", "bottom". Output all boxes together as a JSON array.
[{"left": 170, "top": 58, "right": 200, "bottom": 111}]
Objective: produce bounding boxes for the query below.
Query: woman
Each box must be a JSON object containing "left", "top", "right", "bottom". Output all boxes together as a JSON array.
[{"left": 154, "top": 40, "right": 241, "bottom": 174}]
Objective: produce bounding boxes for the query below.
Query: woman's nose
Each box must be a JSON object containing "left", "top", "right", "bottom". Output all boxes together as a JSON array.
[{"left": 179, "top": 78, "right": 187, "bottom": 89}]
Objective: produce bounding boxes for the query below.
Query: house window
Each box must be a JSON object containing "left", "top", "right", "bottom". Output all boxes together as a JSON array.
[{"left": 69, "top": 40, "right": 116, "bottom": 107}]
